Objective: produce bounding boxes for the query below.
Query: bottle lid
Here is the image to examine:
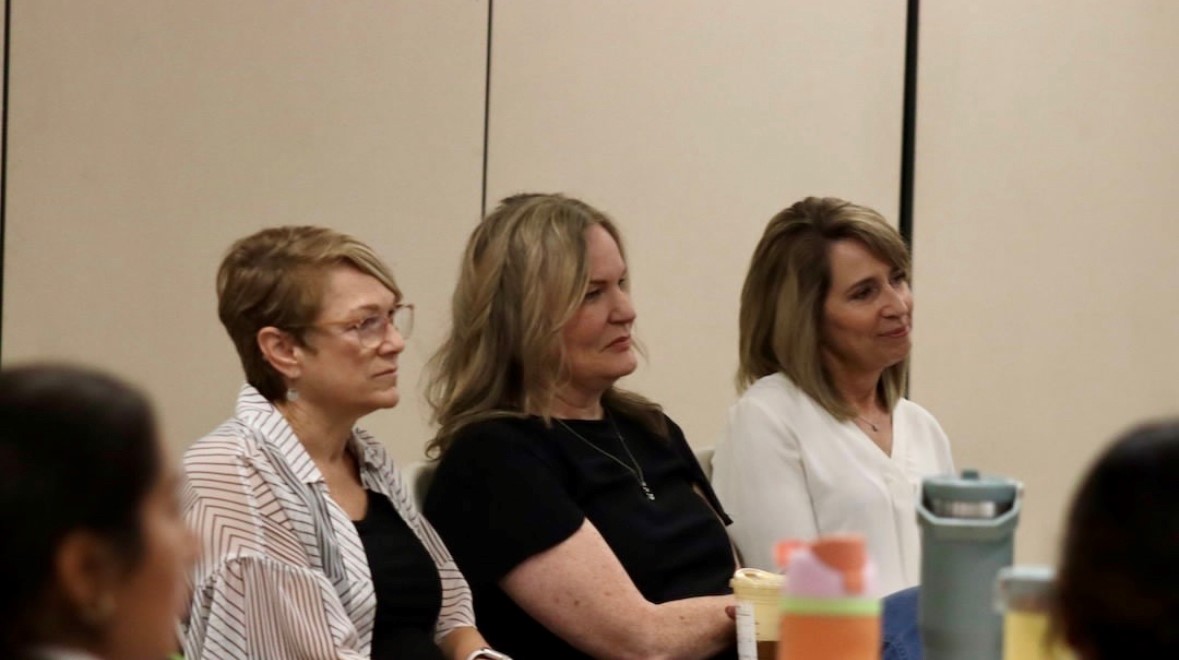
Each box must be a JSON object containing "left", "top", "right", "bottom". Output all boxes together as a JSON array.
[
  {"left": 729, "top": 567, "right": 785, "bottom": 596},
  {"left": 784, "top": 534, "right": 876, "bottom": 598},
  {"left": 811, "top": 535, "right": 869, "bottom": 595},
  {"left": 774, "top": 539, "right": 806, "bottom": 571},
  {"left": 922, "top": 469, "right": 1020, "bottom": 519},
  {"left": 994, "top": 565, "right": 1055, "bottom": 613}
]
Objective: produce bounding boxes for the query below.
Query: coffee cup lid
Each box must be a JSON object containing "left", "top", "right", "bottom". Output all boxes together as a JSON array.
[{"left": 995, "top": 565, "right": 1055, "bottom": 612}]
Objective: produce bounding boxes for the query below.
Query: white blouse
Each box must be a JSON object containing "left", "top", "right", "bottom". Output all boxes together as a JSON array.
[
  {"left": 181, "top": 385, "right": 474, "bottom": 659},
  {"left": 712, "top": 373, "right": 954, "bottom": 596}
]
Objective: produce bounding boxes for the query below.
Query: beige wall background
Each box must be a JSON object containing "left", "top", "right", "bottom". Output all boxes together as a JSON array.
[
  {"left": 3, "top": 1, "right": 1177, "bottom": 565},
  {"left": 2, "top": 0, "right": 488, "bottom": 458},
  {"left": 911, "top": 0, "right": 1179, "bottom": 564}
]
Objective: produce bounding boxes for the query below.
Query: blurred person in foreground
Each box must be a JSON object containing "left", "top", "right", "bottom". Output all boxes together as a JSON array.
[
  {"left": 0, "top": 364, "right": 197, "bottom": 660},
  {"left": 1054, "top": 420, "right": 1179, "bottom": 659}
]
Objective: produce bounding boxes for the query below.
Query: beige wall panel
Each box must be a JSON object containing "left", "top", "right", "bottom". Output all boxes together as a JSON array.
[
  {"left": 912, "top": 1, "right": 1179, "bottom": 564},
  {"left": 486, "top": 0, "right": 906, "bottom": 447},
  {"left": 2, "top": 1, "right": 487, "bottom": 463}
]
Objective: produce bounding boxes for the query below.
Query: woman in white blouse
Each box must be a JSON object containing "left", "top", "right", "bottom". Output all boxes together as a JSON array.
[
  {"left": 182, "top": 227, "right": 505, "bottom": 660},
  {"left": 711, "top": 197, "right": 954, "bottom": 596}
]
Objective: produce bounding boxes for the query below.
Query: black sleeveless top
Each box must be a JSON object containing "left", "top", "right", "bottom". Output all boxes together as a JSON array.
[{"left": 354, "top": 490, "right": 445, "bottom": 660}]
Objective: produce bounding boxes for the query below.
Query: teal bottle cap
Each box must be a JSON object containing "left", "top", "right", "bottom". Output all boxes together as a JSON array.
[{"left": 922, "top": 469, "right": 1020, "bottom": 519}]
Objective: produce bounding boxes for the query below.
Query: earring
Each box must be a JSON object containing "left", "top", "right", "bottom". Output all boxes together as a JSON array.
[
  {"left": 286, "top": 387, "right": 300, "bottom": 402},
  {"left": 81, "top": 592, "right": 115, "bottom": 627}
]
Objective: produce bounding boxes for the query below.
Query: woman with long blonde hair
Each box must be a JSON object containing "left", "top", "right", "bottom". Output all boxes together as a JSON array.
[{"left": 424, "top": 194, "right": 737, "bottom": 659}]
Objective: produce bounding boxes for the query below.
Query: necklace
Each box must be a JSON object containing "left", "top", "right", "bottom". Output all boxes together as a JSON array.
[
  {"left": 856, "top": 413, "right": 890, "bottom": 433},
  {"left": 556, "top": 414, "right": 655, "bottom": 501}
]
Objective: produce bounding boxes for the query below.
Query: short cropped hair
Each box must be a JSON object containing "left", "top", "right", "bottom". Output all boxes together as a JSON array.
[
  {"left": 737, "top": 197, "right": 911, "bottom": 419},
  {"left": 216, "top": 226, "right": 401, "bottom": 401}
]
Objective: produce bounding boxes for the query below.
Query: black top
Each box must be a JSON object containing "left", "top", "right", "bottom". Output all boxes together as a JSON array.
[
  {"left": 424, "top": 411, "right": 738, "bottom": 659},
  {"left": 354, "top": 490, "right": 445, "bottom": 660}
]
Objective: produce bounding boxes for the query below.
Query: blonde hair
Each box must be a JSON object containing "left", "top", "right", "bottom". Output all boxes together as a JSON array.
[
  {"left": 426, "top": 193, "right": 664, "bottom": 456},
  {"left": 216, "top": 225, "right": 401, "bottom": 402},
  {"left": 737, "top": 197, "right": 911, "bottom": 419}
]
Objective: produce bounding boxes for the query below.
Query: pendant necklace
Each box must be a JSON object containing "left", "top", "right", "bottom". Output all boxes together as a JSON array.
[
  {"left": 556, "top": 413, "right": 656, "bottom": 501},
  {"left": 856, "top": 413, "right": 890, "bottom": 433}
]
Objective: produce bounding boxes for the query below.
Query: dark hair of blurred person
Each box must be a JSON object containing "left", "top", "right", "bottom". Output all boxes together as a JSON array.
[
  {"left": 0, "top": 364, "right": 195, "bottom": 660},
  {"left": 1055, "top": 420, "right": 1179, "bottom": 659}
]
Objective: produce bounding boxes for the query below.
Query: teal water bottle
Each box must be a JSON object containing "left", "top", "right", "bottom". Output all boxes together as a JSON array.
[{"left": 918, "top": 470, "right": 1022, "bottom": 660}]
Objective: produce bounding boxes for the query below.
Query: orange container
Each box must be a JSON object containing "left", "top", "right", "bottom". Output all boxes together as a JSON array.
[{"left": 778, "top": 611, "right": 880, "bottom": 659}]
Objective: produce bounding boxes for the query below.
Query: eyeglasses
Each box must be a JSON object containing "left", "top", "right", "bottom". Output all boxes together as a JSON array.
[{"left": 299, "top": 303, "right": 414, "bottom": 348}]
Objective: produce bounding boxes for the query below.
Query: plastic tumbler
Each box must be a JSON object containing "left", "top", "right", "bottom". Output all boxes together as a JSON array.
[{"left": 777, "top": 535, "right": 880, "bottom": 660}]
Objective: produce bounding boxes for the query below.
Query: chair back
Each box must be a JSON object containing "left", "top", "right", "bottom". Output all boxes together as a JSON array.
[
  {"left": 403, "top": 460, "right": 437, "bottom": 511},
  {"left": 694, "top": 446, "right": 715, "bottom": 480}
]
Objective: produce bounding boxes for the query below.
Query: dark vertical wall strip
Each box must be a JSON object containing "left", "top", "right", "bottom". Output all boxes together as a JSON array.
[
  {"left": 479, "top": 0, "right": 493, "bottom": 220},
  {"left": 0, "top": 0, "right": 10, "bottom": 358},
  {"left": 899, "top": 0, "right": 919, "bottom": 252},
  {"left": 899, "top": 0, "right": 920, "bottom": 396}
]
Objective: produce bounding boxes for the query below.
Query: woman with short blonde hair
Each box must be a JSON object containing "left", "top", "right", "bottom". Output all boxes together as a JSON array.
[
  {"left": 713, "top": 196, "right": 954, "bottom": 594},
  {"left": 425, "top": 194, "right": 738, "bottom": 659},
  {"left": 184, "top": 226, "right": 503, "bottom": 660}
]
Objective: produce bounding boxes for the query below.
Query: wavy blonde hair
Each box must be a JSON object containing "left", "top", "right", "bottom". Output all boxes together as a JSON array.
[
  {"left": 426, "top": 193, "right": 665, "bottom": 456},
  {"left": 737, "top": 196, "right": 911, "bottom": 420}
]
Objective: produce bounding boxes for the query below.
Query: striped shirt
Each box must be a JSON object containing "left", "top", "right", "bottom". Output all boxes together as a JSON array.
[{"left": 181, "top": 385, "right": 474, "bottom": 659}]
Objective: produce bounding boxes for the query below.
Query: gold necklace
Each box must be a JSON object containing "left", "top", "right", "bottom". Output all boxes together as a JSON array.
[
  {"left": 856, "top": 413, "right": 891, "bottom": 433},
  {"left": 556, "top": 414, "right": 655, "bottom": 501}
]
